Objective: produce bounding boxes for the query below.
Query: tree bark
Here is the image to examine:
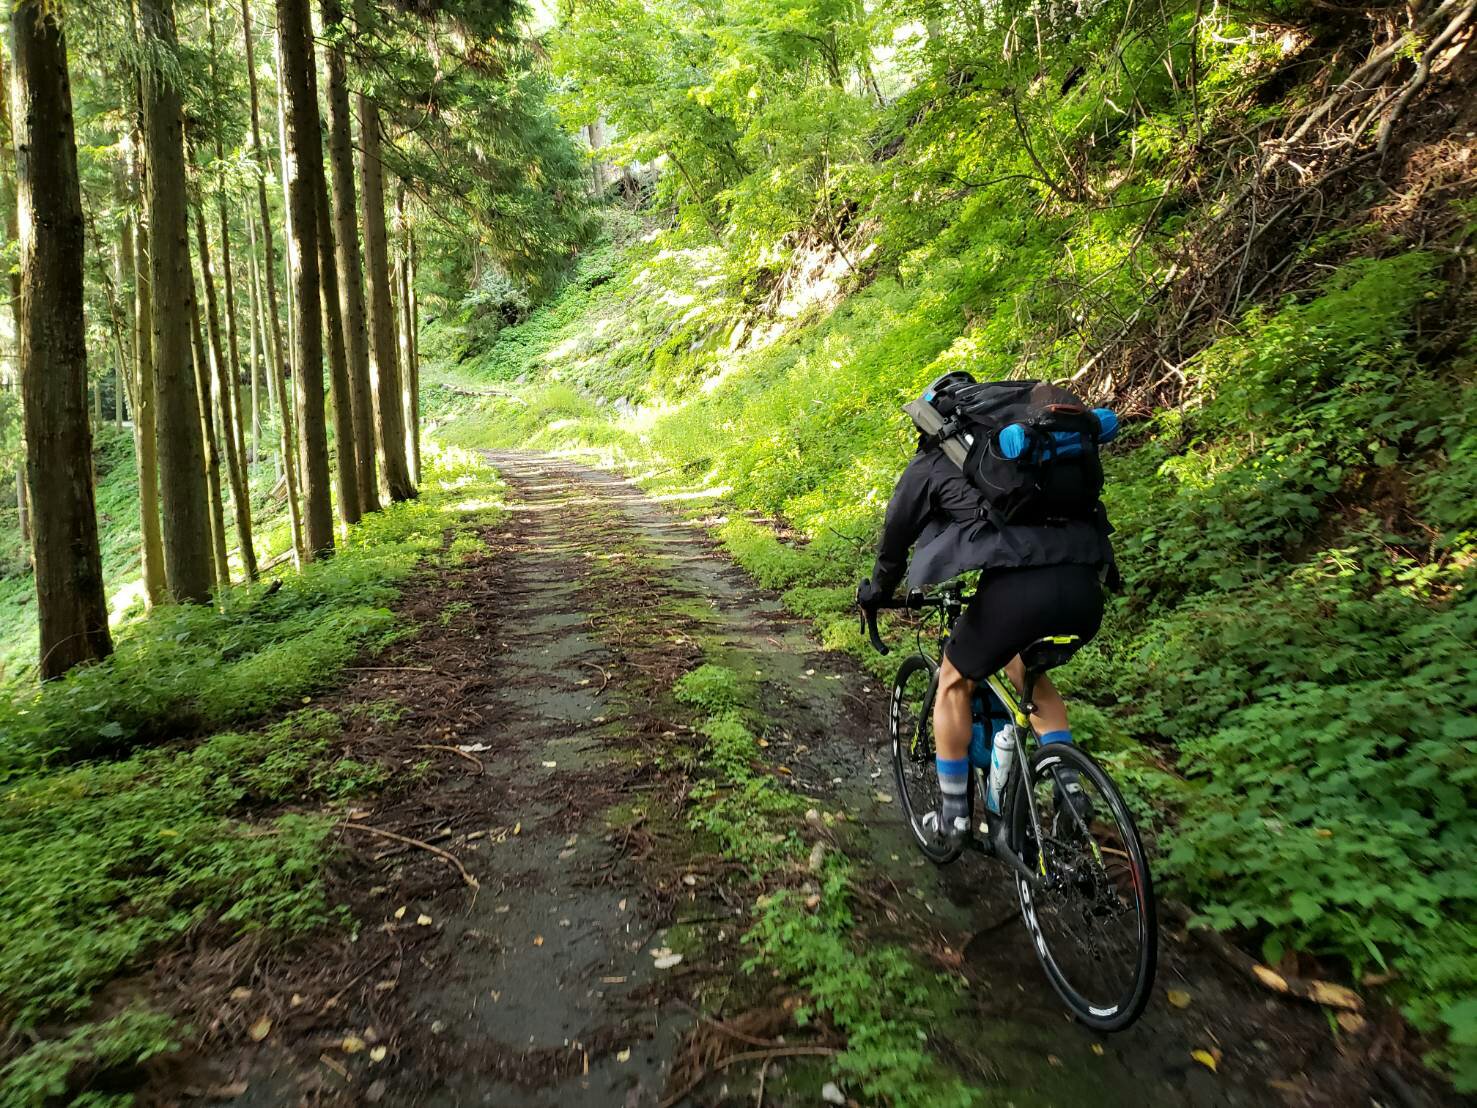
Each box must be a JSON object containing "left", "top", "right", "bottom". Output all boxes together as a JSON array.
[
  {"left": 314, "top": 155, "right": 361, "bottom": 526},
  {"left": 358, "top": 91, "right": 415, "bottom": 502},
  {"left": 246, "top": 215, "right": 262, "bottom": 466},
  {"left": 9, "top": 0, "right": 114, "bottom": 677},
  {"left": 140, "top": 0, "right": 214, "bottom": 603},
  {"left": 276, "top": 0, "right": 335, "bottom": 557},
  {"left": 194, "top": 203, "right": 258, "bottom": 579},
  {"left": 395, "top": 192, "right": 420, "bottom": 485},
  {"left": 190, "top": 280, "right": 231, "bottom": 590},
  {"left": 123, "top": 72, "right": 166, "bottom": 607},
  {"left": 322, "top": 0, "right": 379, "bottom": 513},
  {"left": 240, "top": 0, "right": 303, "bottom": 564}
]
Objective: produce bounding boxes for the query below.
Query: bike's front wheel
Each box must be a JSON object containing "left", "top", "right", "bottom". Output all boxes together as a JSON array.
[
  {"left": 1010, "top": 742, "right": 1157, "bottom": 1031},
  {"left": 889, "top": 653, "right": 964, "bottom": 865}
]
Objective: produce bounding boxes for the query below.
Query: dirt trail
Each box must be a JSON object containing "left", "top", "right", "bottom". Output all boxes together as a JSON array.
[{"left": 180, "top": 452, "right": 1449, "bottom": 1107}]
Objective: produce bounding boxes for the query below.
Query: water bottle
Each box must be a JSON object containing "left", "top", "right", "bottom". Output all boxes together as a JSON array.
[{"left": 985, "top": 724, "right": 1017, "bottom": 814}]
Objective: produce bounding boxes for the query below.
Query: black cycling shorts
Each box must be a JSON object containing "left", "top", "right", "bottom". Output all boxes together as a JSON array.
[{"left": 943, "top": 563, "right": 1105, "bottom": 681}]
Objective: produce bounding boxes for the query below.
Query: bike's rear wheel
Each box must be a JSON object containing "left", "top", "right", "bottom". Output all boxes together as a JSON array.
[
  {"left": 889, "top": 654, "right": 964, "bottom": 865},
  {"left": 1009, "top": 742, "right": 1156, "bottom": 1031}
]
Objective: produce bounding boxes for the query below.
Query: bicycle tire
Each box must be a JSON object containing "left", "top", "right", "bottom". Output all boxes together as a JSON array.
[
  {"left": 888, "top": 653, "right": 965, "bottom": 865},
  {"left": 1009, "top": 742, "right": 1157, "bottom": 1031}
]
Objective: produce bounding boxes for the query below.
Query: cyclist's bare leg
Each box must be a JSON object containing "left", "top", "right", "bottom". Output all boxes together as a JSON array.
[
  {"left": 1004, "top": 656, "right": 1068, "bottom": 734},
  {"left": 934, "top": 653, "right": 974, "bottom": 761}
]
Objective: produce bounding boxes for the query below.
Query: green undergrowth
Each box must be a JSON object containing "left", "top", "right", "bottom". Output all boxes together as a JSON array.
[
  {"left": 0, "top": 447, "right": 506, "bottom": 781},
  {"left": 673, "top": 663, "right": 976, "bottom": 1105},
  {"left": 0, "top": 447, "right": 506, "bottom": 1105},
  {"left": 435, "top": 215, "right": 1477, "bottom": 1083}
]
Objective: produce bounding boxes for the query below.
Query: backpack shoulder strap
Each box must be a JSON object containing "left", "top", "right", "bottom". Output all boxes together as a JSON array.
[{"left": 903, "top": 398, "right": 969, "bottom": 469}]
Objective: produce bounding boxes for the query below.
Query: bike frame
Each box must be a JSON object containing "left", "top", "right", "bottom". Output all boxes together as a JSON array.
[{"left": 907, "top": 586, "right": 1053, "bottom": 887}]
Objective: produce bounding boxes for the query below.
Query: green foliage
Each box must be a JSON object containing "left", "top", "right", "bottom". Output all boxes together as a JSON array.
[
  {"left": 0, "top": 709, "right": 346, "bottom": 1027},
  {"left": 0, "top": 450, "right": 505, "bottom": 779},
  {"left": 670, "top": 660, "right": 973, "bottom": 1102},
  {"left": 0, "top": 1007, "right": 177, "bottom": 1108},
  {"left": 672, "top": 662, "right": 746, "bottom": 713},
  {"left": 437, "top": 0, "right": 1477, "bottom": 1086}
]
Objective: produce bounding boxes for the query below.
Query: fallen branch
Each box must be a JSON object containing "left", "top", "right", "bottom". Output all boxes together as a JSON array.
[
  {"left": 415, "top": 744, "right": 484, "bottom": 775},
  {"left": 659, "top": 1047, "right": 840, "bottom": 1108},
  {"left": 341, "top": 822, "right": 479, "bottom": 889},
  {"left": 1164, "top": 900, "right": 1361, "bottom": 1011}
]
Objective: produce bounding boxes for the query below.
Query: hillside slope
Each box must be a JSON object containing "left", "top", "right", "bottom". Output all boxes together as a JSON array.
[{"left": 427, "top": 11, "right": 1477, "bottom": 1089}]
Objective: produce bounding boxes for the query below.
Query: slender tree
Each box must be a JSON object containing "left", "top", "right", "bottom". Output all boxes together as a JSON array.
[
  {"left": 189, "top": 284, "right": 231, "bottom": 589},
  {"left": 0, "top": 58, "right": 32, "bottom": 561},
  {"left": 141, "top": 0, "right": 214, "bottom": 602},
  {"left": 322, "top": 0, "right": 379, "bottom": 511},
  {"left": 240, "top": 0, "right": 303, "bottom": 564},
  {"left": 394, "top": 190, "right": 420, "bottom": 485},
  {"left": 358, "top": 86, "right": 415, "bottom": 502},
  {"left": 314, "top": 162, "right": 361, "bottom": 526},
  {"left": 194, "top": 203, "right": 258, "bottom": 578},
  {"left": 9, "top": 0, "right": 114, "bottom": 676},
  {"left": 276, "top": 0, "right": 335, "bottom": 556}
]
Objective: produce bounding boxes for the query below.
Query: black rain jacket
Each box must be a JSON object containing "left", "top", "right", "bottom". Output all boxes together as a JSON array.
[{"left": 869, "top": 445, "right": 1116, "bottom": 596}]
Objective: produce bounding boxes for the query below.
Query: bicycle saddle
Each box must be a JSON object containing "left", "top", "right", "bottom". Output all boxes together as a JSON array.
[{"left": 1020, "top": 634, "right": 1083, "bottom": 673}]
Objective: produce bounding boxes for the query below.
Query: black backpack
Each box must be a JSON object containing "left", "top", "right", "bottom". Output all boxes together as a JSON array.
[{"left": 904, "top": 373, "right": 1105, "bottom": 528}]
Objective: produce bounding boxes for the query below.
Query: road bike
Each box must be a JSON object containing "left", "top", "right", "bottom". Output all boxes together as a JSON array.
[{"left": 862, "top": 586, "right": 1157, "bottom": 1031}]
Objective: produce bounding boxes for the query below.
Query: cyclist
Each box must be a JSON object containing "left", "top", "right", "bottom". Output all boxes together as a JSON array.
[{"left": 856, "top": 409, "right": 1116, "bottom": 848}]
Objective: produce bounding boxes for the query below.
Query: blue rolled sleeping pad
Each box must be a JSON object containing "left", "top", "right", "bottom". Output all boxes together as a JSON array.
[{"left": 997, "top": 408, "right": 1118, "bottom": 460}]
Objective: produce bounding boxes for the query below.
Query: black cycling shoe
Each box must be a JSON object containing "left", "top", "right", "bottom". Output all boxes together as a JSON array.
[{"left": 920, "top": 810, "right": 972, "bottom": 850}]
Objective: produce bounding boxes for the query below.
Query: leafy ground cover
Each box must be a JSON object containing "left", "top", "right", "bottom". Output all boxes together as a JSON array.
[
  {"left": 0, "top": 448, "right": 506, "bottom": 1104},
  {"left": 425, "top": 195, "right": 1477, "bottom": 1090}
]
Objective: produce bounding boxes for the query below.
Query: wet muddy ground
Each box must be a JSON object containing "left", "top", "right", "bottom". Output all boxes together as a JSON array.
[{"left": 159, "top": 452, "right": 1454, "bottom": 1107}]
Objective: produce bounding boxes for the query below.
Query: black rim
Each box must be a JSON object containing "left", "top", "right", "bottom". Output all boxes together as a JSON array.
[
  {"left": 889, "top": 654, "right": 959, "bottom": 864},
  {"left": 1011, "top": 744, "right": 1157, "bottom": 1031}
]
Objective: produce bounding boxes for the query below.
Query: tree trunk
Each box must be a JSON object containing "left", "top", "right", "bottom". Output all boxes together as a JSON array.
[
  {"left": 248, "top": 214, "right": 284, "bottom": 487},
  {"left": 322, "top": 0, "right": 379, "bottom": 512},
  {"left": 124, "top": 77, "right": 166, "bottom": 607},
  {"left": 314, "top": 156, "right": 361, "bottom": 527},
  {"left": 190, "top": 282, "right": 231, "bottom": 590},
  {"left": 395, "top": 192, "right": 420, "bottom": 485},
  {"left": 276, "top": 0, "right": 334, "bottom": 557},
  {"left": 194, "top": 203, "right": 258, "bottom": 579},
  {"left": 140, "top": 0, "right": 214, "bottom": 603},
  {"left": 358, "top": 91, "right": 415, "bottom": 502},
  {"left": 240, "top": 0, "right": 303, "bottom": 565},
  {"left": 408, "top": 227, "right": 421, "bottom": 485},
  {"left": 246, "top": 216, "right": 261, "bottom": 467},
  {"left": 9, "top": 0, "right": 114, "bottom": 677},
  {"left": 15, "top": 464, "right": 29, "bottom": 548}
]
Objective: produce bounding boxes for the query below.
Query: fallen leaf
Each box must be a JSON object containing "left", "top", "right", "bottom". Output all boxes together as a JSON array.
[
  {"left": 1166, "top": 988, "right": 1192, "bottom": 1009},
  {"left": 1091, "top": 1043, "right": 1104, "bottom": 1056},
  {"left": 512, "top": 821, "right": 522, "bottom": 835},
  {"left": 342, "top": 1034, "right": 366, "bottom": 1054},
  {"left": 490, "top": 990, "right": 502, "bottom": 1002},
  {"left": 653, "top": 952, "right": 683, "bottom": 969},
  {"left": 542, "top": 760, "right": 557, "bottom": 768},
  {"left": 364, "top": 1079, "right": 387, "bottom": 1103},
  {"left": 616, "top": 1048, "right": 631, "bottom": 1063},
  {"left": 1308, "top": 981, "right": 1362, "bottom": 1011},
  {"left": 1190, "top": 1048, "right": 1219, "bottom": 1072},
  {"left": 617, "top": 898, "right": 627, "bottom": 911},
  {"left": 777, "top": 765, "right": 792, "bottom": 775},
  {"left": 229, "top": 986, "right": 253, "bottom": 1002},
  {"left": 248, "top": 1016, "right": 272, "bottom": 1042},
  {"left": 682, "top": 874, "right": 697, "bottom": 886},
  {"left": 533, "top": 935, "right": 545, "bottom": 947},
  {"left": 370, "top": 1045, "right": 388, "bottom": 1063},
  {"left": 1337, "top": 1011, "right": 1368, "bottom": 1034},
  {"left": 393, "top": 905, "right": 406, "bottom": 920},
  {"left": 875, "top": 792, "right": 893, "bottom": 803},
  {"left": 821, "top": 1082, "right": 845, "bottom": 1105},
  {"left": 417, "top": 914, "right": 433, "bottom": 926}
]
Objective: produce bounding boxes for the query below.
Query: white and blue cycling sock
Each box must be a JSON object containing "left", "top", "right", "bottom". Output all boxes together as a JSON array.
[{"left": 936, "top": 756, "right": 970, "bottom": 824}]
